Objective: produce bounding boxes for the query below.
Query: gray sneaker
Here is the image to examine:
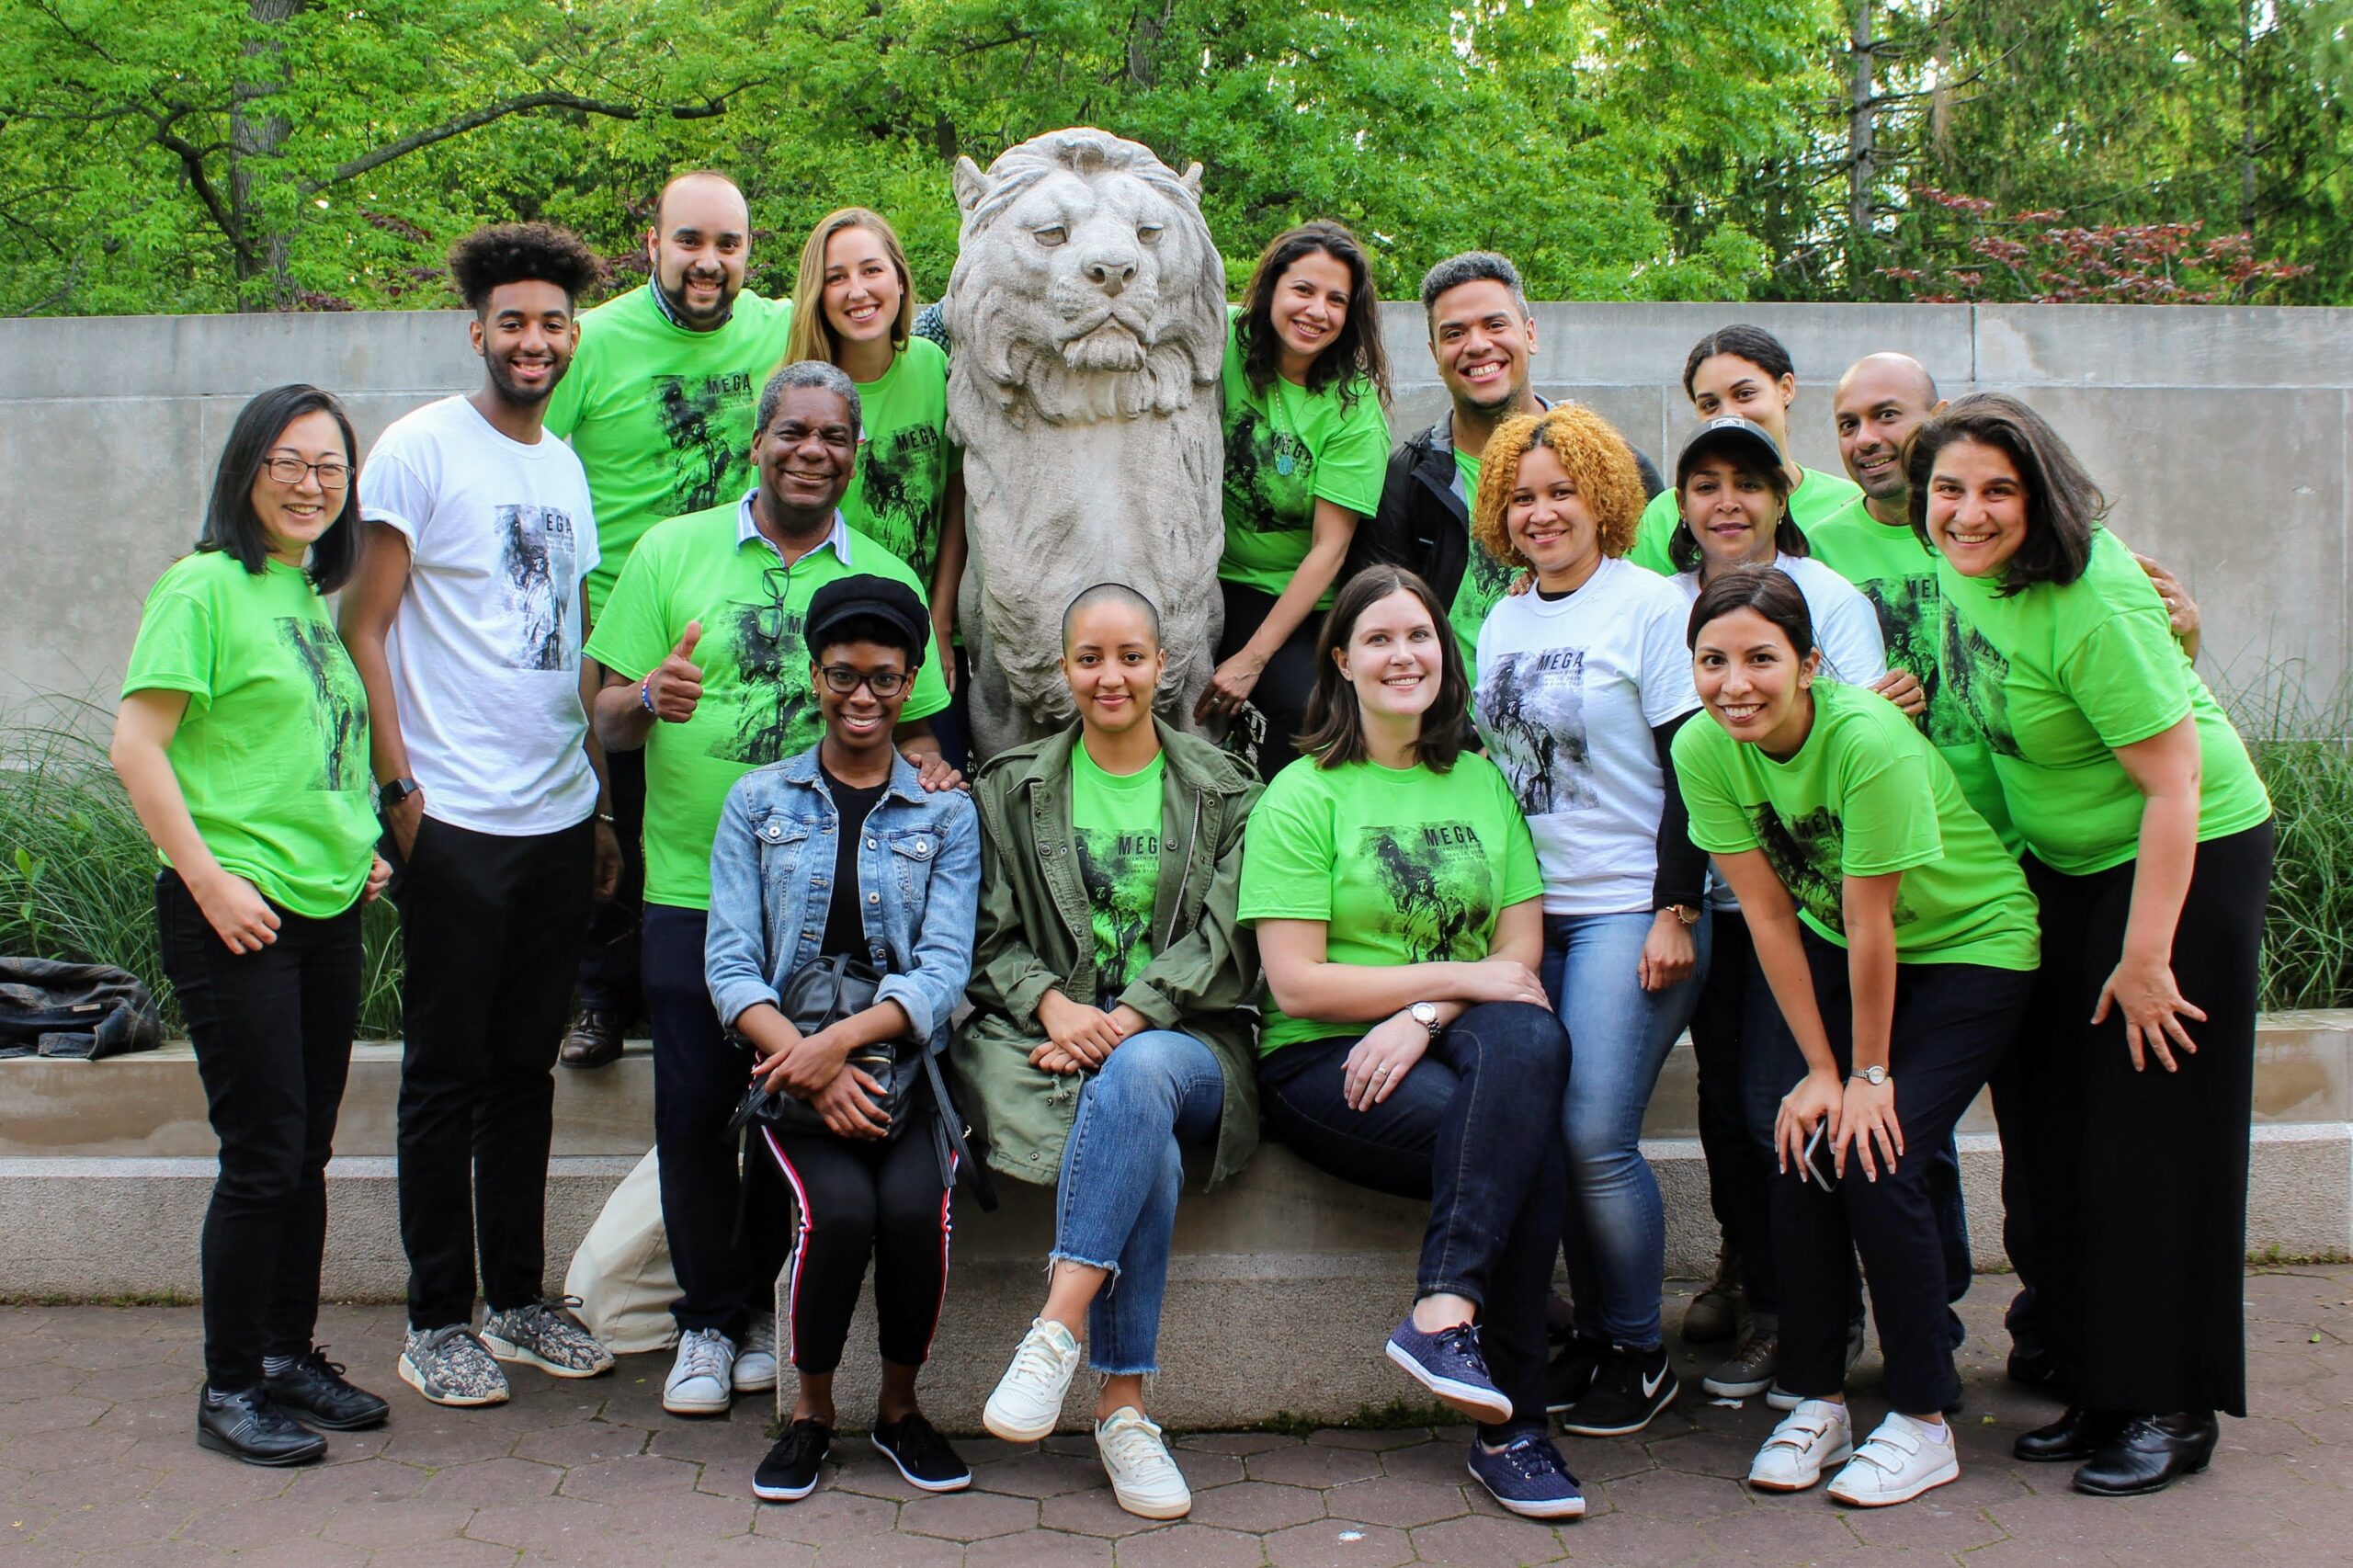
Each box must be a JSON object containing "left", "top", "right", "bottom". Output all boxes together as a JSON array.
[
  {"left": 1702, "top": 1317, "right": 1779, "bottom": 1399},
  {"left": 482, "top": 1299, "right": 615, "bottom": 1380},
  {"left": 400, "top": 1324, "right": 510, "bottom": 1407}
]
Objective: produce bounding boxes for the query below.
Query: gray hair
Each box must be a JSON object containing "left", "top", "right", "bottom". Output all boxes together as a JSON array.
[
  {"left": 1418, "top": 251, "right": 1529, "bottom": 322},
  {"left": 756, "top": 360, "right": 861, "bottom": 437}
]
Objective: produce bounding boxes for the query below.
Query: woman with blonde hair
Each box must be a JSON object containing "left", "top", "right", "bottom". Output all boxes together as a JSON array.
[
  {"left": 785, "top": 208, "right": 972, "bottom": 763},
  {"left": 1467, "top": 404, "right": 1709, "bottom": 1438}
]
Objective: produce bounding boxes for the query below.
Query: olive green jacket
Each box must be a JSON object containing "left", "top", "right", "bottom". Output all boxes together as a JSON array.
[{"left": 949, "top": 720, "right": 1263, "bottom": 1189}]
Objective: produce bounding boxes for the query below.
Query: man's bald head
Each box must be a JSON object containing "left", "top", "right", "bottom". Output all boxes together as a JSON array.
[
  {"left": 645, "top": 171, "right": 750, "bottom": 330},
  {"left": 1833, "top": 352, "right": 1946, "bottom": 505},
  {"left": 654, "top": 170, "right": 747, "bottom": 233}
]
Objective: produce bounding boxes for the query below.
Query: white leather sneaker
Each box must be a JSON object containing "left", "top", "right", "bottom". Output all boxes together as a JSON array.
[
  {"left": 1827, "top": 1413, "right": 1960, "bottom": 1506},
  {"left": 662, "top": 1326, "right": 737, "bottom": 1416},
  {"left": 1096, "top": 1406, "right": 1191, "bottom": 1519},
  {"left": 733, "top": 1312, "right": 779, "bottom": 1393},
  {"left": 982, "top": 1318, "right": 1082, "bottom": 1442},
  {"left": 1747, "top": 1399, "right": 1855, "bottom": 1492}
]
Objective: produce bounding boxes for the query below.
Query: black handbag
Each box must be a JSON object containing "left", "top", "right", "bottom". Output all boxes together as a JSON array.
[{"left": 727, "top": 953, "right": 997, "bottom": 1210}]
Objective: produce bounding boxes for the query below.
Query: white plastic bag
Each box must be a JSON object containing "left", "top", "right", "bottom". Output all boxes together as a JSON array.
[{"left": 563, "top": 1147, "right": 680, "bottom": 1355}]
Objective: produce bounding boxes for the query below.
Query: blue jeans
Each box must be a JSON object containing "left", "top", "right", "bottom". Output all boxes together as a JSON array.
[
  {"left": 1052, "top": 1030, "right": 1225, "bottom": 1375},
  {"left": 1260, "top": 1002, "right": 1570, "bottom": 1442},
  {"left": 1543, "top": 910, "right": 1710, "bottom": 1350}
]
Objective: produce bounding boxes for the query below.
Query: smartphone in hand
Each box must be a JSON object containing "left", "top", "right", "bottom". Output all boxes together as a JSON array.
[{"left": 1799, "top": 1118, "right": 1839, "bottom": 1192}]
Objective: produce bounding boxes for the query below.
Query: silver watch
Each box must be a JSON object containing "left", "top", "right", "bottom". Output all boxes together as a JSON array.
[
  {"left": 1851, "top": 1064, "right": 1889, "bottom": 1087},
  {"left": 1408, "top": 1001, "right": 1441, "bottom": 1040}
]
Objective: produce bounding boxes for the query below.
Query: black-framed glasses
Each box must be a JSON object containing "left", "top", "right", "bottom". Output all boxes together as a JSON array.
[
  {"left": 263, "top": 455, "right": 351, "bottom": 489},
  {"left": 817, "top": 665, "right": 909, "bottom": 699}
]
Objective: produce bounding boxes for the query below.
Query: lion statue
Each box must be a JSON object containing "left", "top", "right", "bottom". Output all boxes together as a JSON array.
[{"left": 941, "top": 127, "right": 1228, "bottom": 760}]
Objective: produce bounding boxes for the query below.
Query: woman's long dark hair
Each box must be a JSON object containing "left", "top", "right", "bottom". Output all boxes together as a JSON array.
[
  {"left": 1295, "top": 566, "right": 1469, "bottom": 771},
  {"left": 1669, "top": 454, "right": 1803, "bottom": 575},
  {"left": 198, "top": 384, "right": 361, "bottom": 593},
  {"left": 1906, "top": 392, "right": 2105, "bottom": 593},
  {"left": 1680, "top": 324, "right": 1796, "bottom": 403},
  {"left": 1234, "top": 221, "right": 1392, "bottom": 411}
]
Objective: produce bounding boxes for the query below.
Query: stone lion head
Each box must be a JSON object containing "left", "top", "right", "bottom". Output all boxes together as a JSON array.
[{"left": 944, "top": 129, "right": 1226, "bottom": 427}]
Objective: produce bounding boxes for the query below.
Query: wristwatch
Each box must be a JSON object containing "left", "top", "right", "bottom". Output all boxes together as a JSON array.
[
  {"left": 1851, "top": 1064, "right": 1890, "bottom": 1087},
  {"left": 378, "top": 777, "right": 421, "bottom": 812},
  {"left": 1663, "top": 903, "right": 1701, "bottom": 927},
  {"left": 1407, "top": 1001, "right": 1442, "bottom": 1040}
]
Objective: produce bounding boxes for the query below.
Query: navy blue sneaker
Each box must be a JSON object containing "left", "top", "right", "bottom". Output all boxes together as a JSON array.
[
  {"left": 1467, "top": 1432, "right": 1586, "bottom": 1519},
  {"left": 1386, "top": 1316, "right": 1513, "bottom": 1424}
]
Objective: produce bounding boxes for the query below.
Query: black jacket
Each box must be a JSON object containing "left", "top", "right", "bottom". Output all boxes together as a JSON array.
[{"left": 1347, "top": 412, "right": 1665, "bottom": 602}]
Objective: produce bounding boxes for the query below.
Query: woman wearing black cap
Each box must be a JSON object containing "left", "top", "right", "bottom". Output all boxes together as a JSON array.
[{"left": 704, "top": 574, "right": 982, "bottom": 1506}]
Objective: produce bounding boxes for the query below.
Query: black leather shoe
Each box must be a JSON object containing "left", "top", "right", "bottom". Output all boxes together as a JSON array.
[
  {"left": 559, "top": 1008, "right": 624, "bottom": 1069},
  {"left": 2015, "top": 1405, "right": 2122, "bottom": 1462},
  {"left": 266, "top": 1346, "right": 390, "bottom": 1431},
  {"left": 196, "top": 1386, "right": 328, "bottom": 1467},
  {"left": 2072, "top": 1412, "right": 2219, "bottom": 1497}
]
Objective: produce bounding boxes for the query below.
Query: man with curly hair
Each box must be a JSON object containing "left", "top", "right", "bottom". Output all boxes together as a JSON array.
[
  {"left": 1348, "top": 252, "right": 1665, "bottom": 667},
  {"left": 341, "top": 222, "right": 624, "bottom": 1409}
]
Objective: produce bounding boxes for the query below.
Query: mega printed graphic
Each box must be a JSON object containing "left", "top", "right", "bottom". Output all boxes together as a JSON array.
[
  {"left": 1361, "top": 821, "right": 1495, "bottom": 964},
  {"left": 1477, "top": 647, "right": 1600, "bottom": 817}
]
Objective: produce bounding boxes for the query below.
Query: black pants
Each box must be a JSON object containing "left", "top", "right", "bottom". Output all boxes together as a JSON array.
[
  {"left": 758, "top": 1119, "right": 951, "bottom": 1373},
  {"left": 1985, "top": 1048, "right": 2044, "bottom": 1355},
  {"left": 643, "top": 903, "right": 760, "bottom": 1335},
  {"left": 1757, "top": 937, "right": 2030, "bottom": 1415},
  {"left": 1216, "top": 580, "right": 1325, "bottom": 781},
  {"left": 156, "top": 869, "right": 362, "bottom": 1392},
  {"left": 393, "top": 816, "right": 594, "bottom": 1329},
  {"left": 575, "top": 747, "right": 645, "bottom": 1018},
  {"left": 1260, "top": 1003, "right": 1571, "bottom": 1440},
  {"left": 2021, "top": 819, "right": 2275, "bottom": 1417}
]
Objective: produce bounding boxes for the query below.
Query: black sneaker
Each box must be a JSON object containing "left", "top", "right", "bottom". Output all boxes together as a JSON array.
[
  {"left": 1543, "top": 1334, "right": 1609, "bottom": 1414},
  {"left": 195, "top": 1385, "right": 327, "bottom": 1467},
  {"left": 1557, "top": 1344, "right": 1679, "bottom": 1438},
  {"left": 753, "top": 1418, "right": 833, "bottom": 1503},
  {"left": 265, "top": 1346, "right": 390, "bottom": 1431},
  {"left": 870, "top": 1411, "right": 972, "bottom": 1493}
]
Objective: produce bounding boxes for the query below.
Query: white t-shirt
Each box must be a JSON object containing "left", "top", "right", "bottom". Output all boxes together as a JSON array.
[
  {"left": 1668, "top": 553, "right": 1890, "bottom": 908},
  {"left": 1668, "top": 554, "right": 1889, "bottom": 687},
  {"left": 1472, "top": 557, "right": 1701, "bottom": 915},
  {"left": 360, "top": 396, "right": 601, "bottom": 835}
]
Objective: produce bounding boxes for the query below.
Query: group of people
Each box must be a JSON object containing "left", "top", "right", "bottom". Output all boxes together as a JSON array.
[{"left": 111, "top": 165, "right": 2274, "bottom": 1530}]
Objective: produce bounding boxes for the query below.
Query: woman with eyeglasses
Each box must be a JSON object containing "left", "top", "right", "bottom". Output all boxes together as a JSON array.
[
  {"left": 111, "top": 385, "right": 393, "bottom": 1466},
  {"left": 706, "top": 574, "right": 981, "bottom": 1506}
]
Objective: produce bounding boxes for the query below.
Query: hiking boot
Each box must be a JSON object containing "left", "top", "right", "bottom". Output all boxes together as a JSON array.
[{"left": 1680, "top": 1243, "right": 1744, "bottom": 1344}]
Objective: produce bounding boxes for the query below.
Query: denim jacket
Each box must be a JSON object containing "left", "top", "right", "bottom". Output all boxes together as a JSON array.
[{"left": 704, "top": 746, "right": 980, "bottom": 1056}]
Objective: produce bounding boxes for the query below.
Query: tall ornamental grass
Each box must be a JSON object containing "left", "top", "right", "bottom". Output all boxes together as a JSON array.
[
  {"left": 0, "top": 704, "right": 404, "bottom": 1038},
  {"left": 2227, "top": 676, "right": 2353, "bottom": 1013}
]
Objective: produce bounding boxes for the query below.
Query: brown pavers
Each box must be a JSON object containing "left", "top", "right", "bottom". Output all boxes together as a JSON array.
[{"left": 3, "top": 1271, "right": 2353, "bottom": 1561}]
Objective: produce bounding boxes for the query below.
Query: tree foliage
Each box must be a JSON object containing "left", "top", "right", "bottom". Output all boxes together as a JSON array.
[{"left": 1, "top": 0, "right": 2344, "bottom": 314}]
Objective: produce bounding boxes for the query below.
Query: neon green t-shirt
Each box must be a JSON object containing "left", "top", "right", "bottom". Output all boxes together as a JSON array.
[
  {"left": 120, "top": 551, "right": 378, "bottom": 918},
  {"left": 1627, "top": 464, "right": 1860, "bottom": 575},
  {"left": 582, "top": 502, "right": 949, "bottom": 910},
  {"left": 1238, "top": 754, "right": 1544, "bottom": 1053},
  {"left": 1217, "top": 317, "right": 1391, "bottom": 603},
  {"left": 1936, "top": 527, "right": 2271, "bottom": 876},
  {"left": 1446, "top": 449, "right": 1521, "bottom": 663},
  {"left": 1806, "top": 495, "right": 2018, "bottom": 854},
  {"left": 841, "top": 337, "right": 960, "bottom": 589},
  {"left": 544, "top": 286, "right": 797, "bottom": 621},
  {"left": 1070, "top": 742, "right": 1166, "bottom": 998},
  {"left": 1673, "top": 682, "right": 2040, "bottom": 970}
]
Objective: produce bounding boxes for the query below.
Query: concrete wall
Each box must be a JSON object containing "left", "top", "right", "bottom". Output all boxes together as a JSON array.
[{"left": 4, "top": 302, "right": 2347, "bottom": 710}]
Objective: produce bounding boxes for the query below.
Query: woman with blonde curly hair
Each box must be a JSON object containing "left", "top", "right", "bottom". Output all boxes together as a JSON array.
[{"left": 1469, "top": 403, "right": 1710, "bottom": 1438}]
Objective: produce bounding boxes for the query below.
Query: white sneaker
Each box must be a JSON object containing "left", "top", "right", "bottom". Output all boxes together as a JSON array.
[
  {"left": 1747, "top": 1399, "right": 1855, "bottom": 1492},
  {"left": 663, "top": 1326, "right": 737, "bottom": 1416},
  {"left": 1826, "top": 1413, "right": 1960, "bottom": 1507},
  {"left": 1096, "top": 1406, "right": 1190, "bottom": 1519},
  {"left": 733, "top": 1313, "right": 779, "bottom": 1393},
  {"left": 982, "top": 1318, "right": 1082, "bottom": 1442}
]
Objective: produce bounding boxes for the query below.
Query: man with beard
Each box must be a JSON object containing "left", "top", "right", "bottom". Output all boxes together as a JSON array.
[
  {"left": 341, "top": 223, "right": 625, "bottom": 1408},
  {"left": 585, "top": 360, "right": 959, "bottom": 1419},
  {"left": 545, "top": 170, "right": 799, "bottom": 1069},
  {"left": 1809, "top": 351, "right": 2203, "bottom": 1398},
  {"left": 1347, "top": 252, "right": 1665, "bottom": 666}
]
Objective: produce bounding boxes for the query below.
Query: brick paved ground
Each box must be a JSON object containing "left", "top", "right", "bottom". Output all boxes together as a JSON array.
[{"left": 2, "top": 1267, "right": 2347, "bottom": 1566}]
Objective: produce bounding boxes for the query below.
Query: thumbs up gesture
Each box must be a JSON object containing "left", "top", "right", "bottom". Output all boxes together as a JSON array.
[{"left": 645, "top": 620, "right": 705, "bottom": 723}]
